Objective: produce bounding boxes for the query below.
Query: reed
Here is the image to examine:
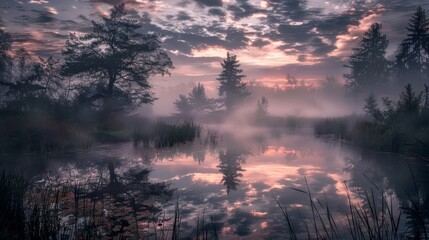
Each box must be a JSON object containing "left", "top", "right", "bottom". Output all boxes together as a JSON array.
[
  {"left": 275, "top": 175, "right": 429, "bottom": 239},
  {"left": 133, "top": 121, "right": 201, "bottom": 148}
]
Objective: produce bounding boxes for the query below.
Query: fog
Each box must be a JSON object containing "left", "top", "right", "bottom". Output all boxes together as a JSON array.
[
  {"left": 2, "top": 2, "right": 429, "bottom": 239},
  {"left": 150, "top": 80, "right": 370, "bottom": 118}
]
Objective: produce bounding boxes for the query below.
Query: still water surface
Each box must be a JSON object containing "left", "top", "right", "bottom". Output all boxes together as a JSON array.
[{"left": 3, "top": 125, "right": 428, "bottom": 239}]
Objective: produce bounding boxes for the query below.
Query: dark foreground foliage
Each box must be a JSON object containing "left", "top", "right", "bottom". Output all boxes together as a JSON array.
[
  {"left": 0, "top": 167, "right": 174, "bottom": 239},
  {"left": 276, "top": 175, "right": 429, "bottom": 239},
  {"left": 314, "top": 84, "right": 429, "bottom": 158}
]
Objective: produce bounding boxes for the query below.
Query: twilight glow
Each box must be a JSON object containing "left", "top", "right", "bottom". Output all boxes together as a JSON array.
[{"left": 1, "top": 0, "right": 428, "bottom": 86}]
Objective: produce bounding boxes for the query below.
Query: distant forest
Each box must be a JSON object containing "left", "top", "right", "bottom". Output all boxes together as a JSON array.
[{"left": 0, "top": 4, "right": 429, "bottom": 155}]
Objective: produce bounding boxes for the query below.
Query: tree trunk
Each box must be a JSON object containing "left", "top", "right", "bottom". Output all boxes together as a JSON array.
[
  {"left": 104, "top": 74, "right": 116, "bottom": 112},
  {"left": 100, "top": 74, "right": 116, "bottom": 130}
]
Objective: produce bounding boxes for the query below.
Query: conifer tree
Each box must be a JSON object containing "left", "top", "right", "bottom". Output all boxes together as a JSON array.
[
  {"left": 395, "top": 6, "right": 429, "bottom": 82},
  {"left": 217, "top": 52, "right": 250, "bottom": 111},
  {"left": 344, "top": 23, "right": 389, "bottom": 92},
  {"left": 0, "top": 29, "right": 12, "bottom": 85}
]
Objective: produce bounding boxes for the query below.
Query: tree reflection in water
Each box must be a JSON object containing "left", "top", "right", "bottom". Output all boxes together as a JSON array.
[
  {"left": 29, "top": 157, "right": 174, "bottom": 239},
  {"left": 217, "top": 137, "right": 249, "bottom": 194}
]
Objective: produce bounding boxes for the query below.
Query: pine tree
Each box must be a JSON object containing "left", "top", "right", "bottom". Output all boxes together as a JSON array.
[
  {"left": 188, "top": 83, "right": 213, "bottom": 112},
  {"left": 363, "top": 94, "right": 383, "bottom": 122},
  {"left": 174, "top": 94, "right": 192, "bottom": 115},
  {"left": 5, "top": 48, "right": 54, "bottom": 111},
  {"left": 424, "top": 84, "right": 429, "bottom": 109},
  {"left": 0, "top": 29, "right": 12, "bottom": 85},
  {"left": 344, "top": 23, "right": 389, "bottom": 92},
  {"left": 395, "top": 6, "right": 429, "bottom": 82},
  {"left": 217, "top": 52, "right": 250, "bottom": 111},
  {"left": 174, "top": 83, "right": 214, "bottom": 115},
  {"left": 397, "top": 84, "right": 423, "bottom": 114}
]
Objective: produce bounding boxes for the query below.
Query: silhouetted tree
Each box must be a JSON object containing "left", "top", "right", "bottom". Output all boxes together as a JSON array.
[
  {"left": 395, "top": 7, "right": 429, "bottom": 82},
  {"left": 320, "top": 76, "right": 342, "bottom": 92},
  {"left": 74, "top": 82, "right": 133, "bottom": 112},
  {"left": 286, "top": 73, "right": 297, "bottom": 86},
  {"left": 397, "top": 84, "right": 422, "bottom": 115},
  {"left": 9, "top": 50, "right": 64, "bottom": 110},
  {"left": 188, "top": 83, "right": 214, "bottom": 112},
  {"left": 62, "top": 4, "right": 173, "bottom": 112},
  {"left": 174, "top": 94, "right": 192, "bottom": 115},
  {"left": 217, "top": 52, "right": 250, "bottom": 111},
  {"left": 363, "top": 94, "right": 383, "bottom": 122},
  {"left": 363, "top": 84, "right": 425, "bottom": 131},
  {"left": 345, "top": 23, "right": 389, "bottom": 92},
  {"left": 395, "top": 42, "right": 411, "bottom": 81},
  {"left": 256, "top": 96, "right": 268, "bottom": 116},
  {"left": 2, "top": 48, "right": 52, "bottom": 111},
  {"left": 36, "top": 57, "right": 64, "bottom": 100},
  {"left": 0, "top": 29, "right": 12, "bottom": 85},
  {"left": 175, "top": 83, "right": 215, "bottom": 115},
  {"left": 424, "top": 84, "right": 429, "bottom": 110}
]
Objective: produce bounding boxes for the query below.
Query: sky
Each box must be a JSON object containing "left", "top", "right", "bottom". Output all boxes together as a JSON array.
[{"left": 1, "top": 0, "right": 429, "bottom": 91}]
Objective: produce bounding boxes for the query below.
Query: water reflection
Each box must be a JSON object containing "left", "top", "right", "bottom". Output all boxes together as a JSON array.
[
  {"left": 346, "top": 152, "right": 429, "bottom": 238},
  {"left": 2, "top": 126, "right": 429, "bottom": 239},
  {"left": 21, "top": 150, "right": 175, "bottom": 239},
  {"left": 218, "top": 137, "right": 249, "bottom": 194},
  {"left": 149, "top": 127, "right": 429, "bottom": 239}
]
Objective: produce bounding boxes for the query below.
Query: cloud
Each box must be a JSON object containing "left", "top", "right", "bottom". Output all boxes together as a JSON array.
[
  {"left": 193, "top": 0, "right": 222, "bottom": 8},
  {"left": 251, "top": 38, "right": 270, "bottom": 48},
  {"left": 208, "top": 8, "right": 225, "bottom": 17},
  {"left": 176, "top": 11, "right": 193, "bottom": 21},
  {"left": 1, "top": 0, "right": 428, "bottom": 86},
  {"left": 44, "top": 6, "right": 57, "bottom": 15},
  {"left": 224, "top": 27, "right": 250, "bottom": 49},
  {"left": 31, "top": 8, "right": 57, "bottom": 23},
  {"left": 11, "top": 30, "right": 64, "bottom": 56},
  {"left": 227, "top": 0, "right": 262, "bottom": 20},
  {"left": 29, "top": 0, "right": 49, "bottom": 4},
  {"left": 227, "top": 209, "right": 259, "bottom": 236},
  {"left": 309, "top": 37, "right": 336, "bottom": 56},
  {"left": 90, "top": 0, "right": 126, "bottom": 5}
]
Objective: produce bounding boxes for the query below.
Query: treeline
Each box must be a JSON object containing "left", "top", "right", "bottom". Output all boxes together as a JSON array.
[
  {"left": 0, "top": 4, "right": 174, "bottom": 152},
  {"left": 174, "top": 52, "right": 250, "bottom": 116},
  {"left": 0, "top": 4, "right": 172, "bottom": 114},
  {"left": 174, "top": 7, "right": 429, "bottom": 117},
  {"left": 361, "top": 84, "right": 429, "bottom": 153},
  {"left": 347, "top": 6, "right": 429, "bottom": 155},
  {"left": 345, "top": 6, "right": 429, "bottom": 93}
]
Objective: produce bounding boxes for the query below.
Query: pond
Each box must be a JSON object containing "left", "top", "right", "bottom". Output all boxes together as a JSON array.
[{"left": 2, "top": 124, "right": 429, "bottom": 239}]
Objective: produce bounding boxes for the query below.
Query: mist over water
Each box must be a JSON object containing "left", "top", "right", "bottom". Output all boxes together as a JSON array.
[
  {"left": 2, "top": 1, "right": 429, "bottom": 239},
  {"left": 3, "top": 121, "right": 426, "bottom": 239}
]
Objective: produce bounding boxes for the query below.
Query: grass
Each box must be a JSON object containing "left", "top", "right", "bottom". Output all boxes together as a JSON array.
[
  {"left": 133, "top": 121, "right": 201, "bottom": 148},
  {"left": 0, "top": 167, "right": 178, "bottom": 240},
  {"left": 0, "top": 111, "right": 94, "bottom": 153},
  {"left": 0, "top": 108, "right": 202, "bottom": 154},
  {"left": 0, "top": 170, "right": 29, "bottom": 239},
  {"left": 276, "top": 175, "right": 428, "bottom": 240},
  {"left": 313, "top": 117, "right": 353, "bottom": 139},
  {"left": 2, "top": 165, "right": 427, "bottom": 239},
  {"left": 0, "top": 168, "right": 225, "bottom": 240},
  {"left": 313, "top": 115, "right": 407, "bottom": 152}
]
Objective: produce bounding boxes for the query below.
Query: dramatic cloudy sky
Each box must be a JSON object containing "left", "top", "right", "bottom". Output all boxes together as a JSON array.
[{"left": 1, "top": 0, "right": 429, "bottom": 89}]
